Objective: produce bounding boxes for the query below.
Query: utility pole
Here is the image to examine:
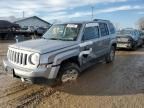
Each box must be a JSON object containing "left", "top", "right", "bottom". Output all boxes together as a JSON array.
[
  {"left": 23, "top": 11, "right": 25, "bottom": 18},
  {"left": 91, "top": 6, "right": 94, "bottom": 21}
]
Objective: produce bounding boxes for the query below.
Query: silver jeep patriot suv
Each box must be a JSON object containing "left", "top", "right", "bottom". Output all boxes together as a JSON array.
[{"left": 3, "top": 19, "right": 117, "bottom": 84}]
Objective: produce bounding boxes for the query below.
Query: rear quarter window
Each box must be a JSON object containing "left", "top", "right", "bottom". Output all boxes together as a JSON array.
[
  {"left": 99, "top": 23, "right": 109, "bottom": 37},
  {"left": 108, "top": 23, "right": 115, "bottom": 34}
]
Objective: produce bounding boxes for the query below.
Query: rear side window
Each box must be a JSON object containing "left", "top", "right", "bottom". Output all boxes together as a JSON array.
[
  {"left": 99, "top": 23, "right": 109, "bottom": 36},
  {"left": 83, "top": 26, "right": 99, "bottom": 41},
  {"left": 108, "top": 23, "right": 115, "bottom": 34},
  {"left": 133, "top": 31, "right": 137, "bottom": 36},
  {"left": 133, "top": 31, "right": 139, "bottom": 37}
]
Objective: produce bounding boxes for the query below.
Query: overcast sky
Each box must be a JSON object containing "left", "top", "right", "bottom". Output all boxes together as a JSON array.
[{"left": 0, "top": 0, "right": 144, "bottom": 28}]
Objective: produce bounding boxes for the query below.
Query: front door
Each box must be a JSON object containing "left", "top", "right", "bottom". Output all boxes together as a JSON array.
[{"left": 79, "top": 23, "right": 101, "bottom": 65}]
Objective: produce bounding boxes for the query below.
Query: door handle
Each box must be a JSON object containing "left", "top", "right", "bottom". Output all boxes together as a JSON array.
[
  {"left": 79, "top": 48, "right": 92, "bottom": 58},
  {"left": 82, "top": 48, "right": 92, "bottom": 54}
]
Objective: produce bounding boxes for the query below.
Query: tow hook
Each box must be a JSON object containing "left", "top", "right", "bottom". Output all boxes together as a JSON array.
[{"left": 21, "top": 77, "right": 25, "bottom": 82}]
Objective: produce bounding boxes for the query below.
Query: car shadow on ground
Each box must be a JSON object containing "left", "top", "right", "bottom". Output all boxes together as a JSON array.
[
  {"left": 116, "top": 45, "right": 144, "bottom": 51},
  {"left": 56, "top": 52, "right": 144, "bottom": 96}
]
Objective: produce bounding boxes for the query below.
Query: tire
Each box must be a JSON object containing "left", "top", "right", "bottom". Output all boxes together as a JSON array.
[
  {"left": 131, "top": 43, "right": 137, "bottom": 50},
  {"left": 105, "top": 46, "right": 115, "bottom": 63},
  {"left": 57, "top": 63, "right": 80, "bottom": 83},
  {"left": 139, "top": 44, "right": 143, "bottom": 48}
]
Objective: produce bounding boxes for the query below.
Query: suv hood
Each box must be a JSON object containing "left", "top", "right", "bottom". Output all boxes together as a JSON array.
[
  {"left": 10, "top": 39, "right": 79, "bottom": 54},
  {"left": 117, "top": 34, "right": 132, "bottom": 38},
  {"left": 117, "top": 34, "right": 139, "bottom": 41}
]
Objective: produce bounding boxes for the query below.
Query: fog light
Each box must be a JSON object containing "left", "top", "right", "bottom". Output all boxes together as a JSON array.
[
  {"left": 47, "top": 64, "right": 52, "bottom": 68},
  {"left": 21, "top": 77, "right": 25, "bottom": 82},
  {"left": 128, "top": 43, "right": 131, "bottom": 47},
  {"left": 38, "top": 64, "right": 52, "bottom": 68},
  {"left": 38, "top": 64, "right": 47, "bottom": 68}
]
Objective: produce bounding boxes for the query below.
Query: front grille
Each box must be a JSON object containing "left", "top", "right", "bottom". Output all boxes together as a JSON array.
[
  {"left": 7, "top": 49, "right": 29, "bottom": 66},
  {"left": 117, "top": 38, "right": 129, "bottom": 42}
]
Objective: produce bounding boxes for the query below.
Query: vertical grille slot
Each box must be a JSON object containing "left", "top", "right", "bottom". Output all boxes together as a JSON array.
[
  {"left": 16, "top": 52, "right": 18, "bottom": 63},
  {"left": 17, "top": 53, "right": 20, "bottom": 63},
  {"left": 14, "top": 52, "right": 16, "bottom": 62},
  {"left": 25, "top": 54, "right": 27, "bottom": 65},
  {"left": 12, "top": 51, "right": 14, "bottom": 62},
  {"left": 20, "top": 53, "right": 23, "bottom": 64}
]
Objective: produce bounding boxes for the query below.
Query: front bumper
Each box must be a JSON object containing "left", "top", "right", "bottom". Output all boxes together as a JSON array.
[
  {"left": 3, "top": 59, "right": 60, "bottom": 84},
  {"left": 117, "top": 42, "right": 132, "bottom": 48}
]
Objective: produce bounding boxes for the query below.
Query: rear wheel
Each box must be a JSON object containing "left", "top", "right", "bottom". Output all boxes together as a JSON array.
[
  {"left": 131, "top": 43, "right": 137, "bottom": 50},
  {"left": 58, "top": 63, "right": 80, "bottom": 83},
  {"left": 139, "top": 44, "right": 143, "bottom": 48},
  {"left": 105, "top": 46, "right": 115, "bottom": 63}
]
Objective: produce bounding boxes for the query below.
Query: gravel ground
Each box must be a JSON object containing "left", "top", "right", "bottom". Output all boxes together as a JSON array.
[{"left": 0, "top": 41, "right": 144, "bottom": 108}]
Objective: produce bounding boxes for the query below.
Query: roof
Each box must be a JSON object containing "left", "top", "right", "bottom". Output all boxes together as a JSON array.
[
  {"left": 120, "top": 28, "right": 136, "bottom": 31},
  {"left": 55, "top": 20, "right": 111, "bottom": 25},
  {"left": 0, "top": 20, "right": 20, "bottom": 29},
  {"left": 14, "top": 16, "right": 51, "bottom": 25}
]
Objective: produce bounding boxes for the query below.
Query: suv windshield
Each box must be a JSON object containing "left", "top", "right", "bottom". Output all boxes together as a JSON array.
[{"left": 43, "top": 24, "right": 82, "bottom": 41}]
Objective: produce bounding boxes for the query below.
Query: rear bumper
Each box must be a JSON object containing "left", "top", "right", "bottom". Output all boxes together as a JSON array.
[{"left": 3, "top": 59, "right": 60, "bottom": 84}]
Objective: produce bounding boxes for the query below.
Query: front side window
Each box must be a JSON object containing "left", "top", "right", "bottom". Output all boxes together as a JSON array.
[
  {"left": 83, "top": 26, "right": 99, "bottom": 41},
  {"left": 43, "top": 24, "right": 82, "bottom": 41}
]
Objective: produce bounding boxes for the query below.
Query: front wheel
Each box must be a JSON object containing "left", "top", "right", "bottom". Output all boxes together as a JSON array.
[
  {"left": 58, "top": 63, "right": 80, "bottom": 83},
  {"left": 105, "top": 46, "right": 115, "bottom": 63},
  {"left": 131, "top": 44, "right": 137, "bottom": 50}
]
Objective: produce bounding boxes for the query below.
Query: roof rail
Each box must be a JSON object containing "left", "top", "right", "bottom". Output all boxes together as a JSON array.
[
  {"left": 122, "top": 28, "right": 135, "bottom": 30},
  {"left": 93, "top": 19, "right": 109, "bottom": 22}
]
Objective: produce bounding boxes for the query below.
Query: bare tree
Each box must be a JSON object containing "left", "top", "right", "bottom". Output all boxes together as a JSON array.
[
  {"left": 137, "top": 17, "right": 144, "bottom": 30},
  {"left": 114, "top": 22, "right": 121, "bottom": 30}
]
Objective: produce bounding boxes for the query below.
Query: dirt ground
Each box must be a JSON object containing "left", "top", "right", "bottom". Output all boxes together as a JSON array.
[{"left": 0, "top": 41, "right": 144, "bottom": 108}]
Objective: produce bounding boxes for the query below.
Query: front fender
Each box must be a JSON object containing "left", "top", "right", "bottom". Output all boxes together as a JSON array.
[
  {"left": 109, "top": 38, "right": 117, "bottom": 49},
  {"left": 53, "top": 49, "right": 79, "bottom": 66}
]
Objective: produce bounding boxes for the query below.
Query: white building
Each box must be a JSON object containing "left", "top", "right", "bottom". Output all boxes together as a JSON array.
[{"left": 14, "top": 16, "right": 51, "bottom": 29}]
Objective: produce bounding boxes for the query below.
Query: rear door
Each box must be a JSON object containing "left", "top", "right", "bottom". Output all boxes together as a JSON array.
[{"left": 99, "top": 23, "right": 111, "bottom": 55}]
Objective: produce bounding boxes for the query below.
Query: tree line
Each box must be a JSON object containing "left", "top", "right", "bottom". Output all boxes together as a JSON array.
[{"left": 138, "top": 17, "right": 144, "bottom": 30}]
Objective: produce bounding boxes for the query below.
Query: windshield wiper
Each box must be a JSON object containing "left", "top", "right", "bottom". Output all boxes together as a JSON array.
[
  {"left": 42, "top": 37, "right": 47, "bottom": 39},
  {"left": 46, "top": 37, "right": 73, "bottom": 41},
  {"left": 59, "top": 38, "right": 73, "bottom": 41},
  {"left": 49, "top": 38, "right": 60, "bottom": 40}
]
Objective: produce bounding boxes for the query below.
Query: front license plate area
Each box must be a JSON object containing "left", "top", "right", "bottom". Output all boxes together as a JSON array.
[
  {"left": 117, "top": 44, "right": 128, "bottom": 48},
  {"left": 6, "top": 67, "right": 14, "bottom": 76}
]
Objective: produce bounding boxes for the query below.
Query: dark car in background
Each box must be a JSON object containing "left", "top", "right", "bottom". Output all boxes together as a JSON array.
[
  {"left": 36, "top": 27, "right": 48, "bottom": 35},
  {"left": 139, "top": 30, "right": 144, "bottom": 44},
  {"left": 116, "top": 28, "right": 143, "bottom": 50}
]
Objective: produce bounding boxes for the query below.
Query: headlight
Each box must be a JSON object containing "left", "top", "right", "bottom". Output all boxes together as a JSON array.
[{"left": 30, "top": 53, "right": 40, "bottom": 65}]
